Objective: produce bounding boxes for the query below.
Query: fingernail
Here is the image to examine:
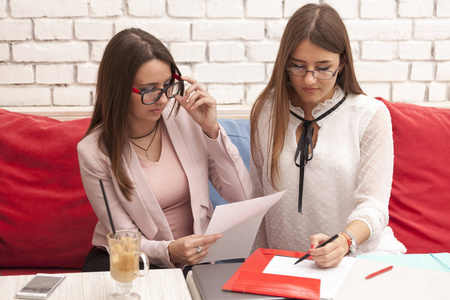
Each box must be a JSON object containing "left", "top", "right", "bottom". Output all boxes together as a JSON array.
[{"left": 307, "top": 250, "right": 311, "bottom": 254}]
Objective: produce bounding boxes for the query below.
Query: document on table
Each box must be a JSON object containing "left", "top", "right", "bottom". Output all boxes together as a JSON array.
[
  {"left": 263, "top": 255, "right": 357, "bottom": 299},
  {"left": 200, "top": 190, "right": 286, "bottom": 263}
]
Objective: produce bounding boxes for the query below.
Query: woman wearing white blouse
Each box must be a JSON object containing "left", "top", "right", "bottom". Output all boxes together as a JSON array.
[{"left": 250, "top": 3, "right": 406, "bottom": 268}]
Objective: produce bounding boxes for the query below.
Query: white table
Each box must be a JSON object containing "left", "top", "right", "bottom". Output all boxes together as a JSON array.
[
  {"left": 0, "top": 269, "right": 192, "bottom": 300},
  {"left": 187, "top": 258, "right": 450, "bottom": 300},
  {"left": 335, "top": 258, "right": 450, "bottom": 300}
]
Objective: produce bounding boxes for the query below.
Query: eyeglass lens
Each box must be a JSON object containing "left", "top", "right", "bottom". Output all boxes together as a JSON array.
[
  {"left": 287, "top": 67, "right": 334, "bottom": 79},
  {"left": 142, "top": 81, "right": 182, "bottom": 104}
]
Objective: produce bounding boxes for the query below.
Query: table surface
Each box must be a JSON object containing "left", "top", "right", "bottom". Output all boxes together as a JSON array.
[
  {"left": 187, "top": 258, "right": 450, "bottom": 300},
  {"left": 0, "top": 269, "right": 192, "bottom": 300},
  {"left": 336, "top": 258, "right": 450, "bottom": 300}
]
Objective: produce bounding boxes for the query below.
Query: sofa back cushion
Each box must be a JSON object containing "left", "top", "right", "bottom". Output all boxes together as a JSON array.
[
  {"left": 378, "top": 98, "right": 450, "bottom": 253},
  {"left": 209, "top": 119, "right": 250, "bottom": 207},
  {"left": 0, "top": 109, "right": 96, "bottom": 269}
]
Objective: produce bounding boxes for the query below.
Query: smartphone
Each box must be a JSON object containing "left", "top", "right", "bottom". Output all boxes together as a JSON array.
[{"left": 16, "top": 273, "right": 66, "bottom": 299}]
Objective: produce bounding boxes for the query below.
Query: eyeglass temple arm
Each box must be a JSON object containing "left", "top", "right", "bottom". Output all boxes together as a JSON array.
[
  {"left": 132, "top": 73, "right": 182, "bottom": 95},
  {"left": 173, "top": 73, "right": 182, "bottom": 80}
]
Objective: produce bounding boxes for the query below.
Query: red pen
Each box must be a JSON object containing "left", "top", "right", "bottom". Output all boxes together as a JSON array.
[{"left": 365, "top": 265, "right": 393, "bottom": 279}]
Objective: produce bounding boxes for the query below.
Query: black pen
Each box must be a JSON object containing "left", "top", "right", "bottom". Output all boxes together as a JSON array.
[{"left": 294, "top": 234, "right": 340, "bottom": 265}]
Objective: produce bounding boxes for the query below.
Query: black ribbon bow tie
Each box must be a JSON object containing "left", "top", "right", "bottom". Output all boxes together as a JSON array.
[{"left": 289, "top": 93, "right": 347, "bottom": 213}]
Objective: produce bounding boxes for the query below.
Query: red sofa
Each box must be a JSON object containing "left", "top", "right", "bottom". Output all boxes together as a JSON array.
[
  {"left": 1, "top": 98, "right": 449, "bottom": 276},
  {"left": 0, "top": 111, "right": 96, "bottom": 276},
  {"left": 377, "top": 98, "right": 450, "bottom": 253}
]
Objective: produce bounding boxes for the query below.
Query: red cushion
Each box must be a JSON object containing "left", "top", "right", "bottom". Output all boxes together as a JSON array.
[
  {"left": 377, "top": 98, "right": 450, "bottom": 253},
  {"left": 0, "top": 109, "right": 97, "bottom": 268}
]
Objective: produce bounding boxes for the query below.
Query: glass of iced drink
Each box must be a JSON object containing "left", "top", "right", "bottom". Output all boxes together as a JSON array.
[{"left": 107, "top": 231, "right": 149, "bottom": 300}]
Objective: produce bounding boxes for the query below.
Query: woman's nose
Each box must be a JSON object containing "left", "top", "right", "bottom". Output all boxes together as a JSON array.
[
  {"left": 303, "top": 71, "right": 317, "bottom": 85},
  {"left": 158, "top": 92, "right": 169, "bottom": 104}
]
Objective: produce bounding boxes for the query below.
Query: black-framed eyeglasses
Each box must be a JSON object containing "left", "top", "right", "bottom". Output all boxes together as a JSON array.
[
  {"left": 286, "top": 65, "right": 340, "bottom": 80},
  {"left": 132, "top": 73, "right": 184, "bottom": 105}
]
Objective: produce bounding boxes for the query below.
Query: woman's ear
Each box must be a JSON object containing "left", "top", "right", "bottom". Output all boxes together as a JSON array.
[{"left": 338, "top": 57, "right": 345, "bottom": 74}]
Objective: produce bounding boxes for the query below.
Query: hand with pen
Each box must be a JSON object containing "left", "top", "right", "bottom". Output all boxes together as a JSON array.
[{"left": 306, "top": 233, "right": 350, "bottom": 268}]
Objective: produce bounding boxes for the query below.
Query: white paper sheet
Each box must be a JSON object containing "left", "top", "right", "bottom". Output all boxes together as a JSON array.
[
  {"left": 263, "top": 255, "right": 357, "bottom": 299},
  {"left": 200, "top": 190, "right": 286, "bottom": 263}
]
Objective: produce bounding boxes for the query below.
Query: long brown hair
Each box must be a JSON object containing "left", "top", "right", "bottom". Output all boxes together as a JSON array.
[
  {"left": 85, "top": 28, "right": 183, "bottom": 201},
  {"left": 250, "top": 3, "right": 364, "bottom": 189}
]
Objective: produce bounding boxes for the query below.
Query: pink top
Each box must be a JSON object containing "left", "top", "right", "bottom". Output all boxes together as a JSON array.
[{"left": 138, "top": 122, "right": 193, "bottom": 240}]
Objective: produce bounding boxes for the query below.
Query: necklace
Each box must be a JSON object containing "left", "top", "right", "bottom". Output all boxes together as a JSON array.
[
  {"left": 290, "top": 93, "right": 347, "bottom": 213},
  {"left": 130, "top": 119, "right": 160, "bottom": 139},
  {"left": 130, "top": 120, "right": 159, "bottom": 160}
]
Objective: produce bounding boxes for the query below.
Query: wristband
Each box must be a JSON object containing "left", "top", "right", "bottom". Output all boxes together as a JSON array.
[
  {"left": 340, "top": 232, "right": 351, "bottom": 255},
  {"left": 342, "top": 230, "right": 357, "bottom": 255}
]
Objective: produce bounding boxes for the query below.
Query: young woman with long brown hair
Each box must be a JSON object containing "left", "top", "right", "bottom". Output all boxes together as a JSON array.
[
  {"left": 78, "top": 28, "right": 251, "bottom": 273},
  {"left": 250, "top": 4, "right": 406, "bottom": 268}
]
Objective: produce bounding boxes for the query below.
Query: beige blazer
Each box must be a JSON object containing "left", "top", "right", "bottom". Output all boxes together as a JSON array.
[{"left": 77, "top": 103, "right": 252, "bottom": 267}]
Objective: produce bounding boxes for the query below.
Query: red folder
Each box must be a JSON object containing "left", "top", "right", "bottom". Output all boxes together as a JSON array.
[{"left": 222, "top": 248, "right": 321, "bottom": 300}]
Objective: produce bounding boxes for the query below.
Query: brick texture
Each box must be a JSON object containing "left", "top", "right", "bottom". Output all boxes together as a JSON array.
[{"left": 0, "top": 0, "right": 449, "bottom": 107}]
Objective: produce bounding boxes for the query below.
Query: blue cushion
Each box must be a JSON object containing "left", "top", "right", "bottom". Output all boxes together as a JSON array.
[{"left": 209, "top": 119, "right": 250, "bottom": 207}]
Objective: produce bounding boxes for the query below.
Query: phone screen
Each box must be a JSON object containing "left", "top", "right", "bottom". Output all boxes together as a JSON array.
[{"left": 17, "top": 274, "right": 65, "bottom": 299}]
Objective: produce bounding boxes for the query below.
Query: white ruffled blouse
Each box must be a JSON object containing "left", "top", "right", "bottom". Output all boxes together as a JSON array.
[{"left": 251, "top": 88, "right": 406, "bottom": 255}]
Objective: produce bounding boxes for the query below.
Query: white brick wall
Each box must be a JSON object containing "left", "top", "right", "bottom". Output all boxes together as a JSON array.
[
  {"left": 53, "top": 86, "right": 92, "bottom": 105},
  {"left": 77, "top": 63, "right": 99, "bottom": 84},
  {"left": 411, "top": 62, "right": 434, "bottom": 81},
  {"left": 437, "top": 0, "right": 450, "bottom": 17},
  {"left": 247, "top": 0, "right": 283, "bottom": 18},
  {"left": 10, "top": 0, "right": 87, "bottom": 18},
  {"left": 435, "top": 41, "right": 450, "bottom": 60},
  {"left": 192, "top": 21, "right": 265, "bottom": 41},
  {"left": 0, "top": 87, "right": 51, "bottom": 105},
  {"left": 170, "top": 42, "right": 206, "bottom": 63},
  {"left": 361, "top": 0, "right": 396, "bottom": 19},
  {"left": 0, "top": 43, "right": 9, "bottom": 61},
  {"left": 0, "top": 20, "right": 32, "bottom": 41},
  {"left": 398, "top": 0, "right": 434, "bottom": 17},
  {"left": 36, "top": 65, "right": 73, "bottom": 84},
  {"left": 206, "top": 0, "right": 244, "bottom": 18},
  {"left": 128, "top": 0, "right": 165, "bottom": 17},
  {"left": 209, "top": 42, "right": 246, "bottom": 62},
  {"left": 361, "top": 42, "right": 396, "bottom": 60},
  {"left": 393, "top": 83, "right": 427, "bottom": 102},
  {"left": 74, "top": 20, "right": 113, "bottom": 41},
  {"left": 0, "top": 0, "right": 449, "bottom": 108},
  {"left": 398, "top": 42, "right": 432, "bottom": 60},
  {"left": 168, "top": 0, "right": 204, "bottom": 17},
  {"left": 90, "top": 0, "right": 123, "bottom": 17},
  {"left": 0, "top": 65, "right": 33, "bottom": 84},
  {"left": 13, "top": 42, "right": 89, "bottom": 62},
  {"left": 34, "top": 19, "right": 73, "bottom": 40},
  {"left": 0, "top": 0, "right": 6, "bottom": 18}
]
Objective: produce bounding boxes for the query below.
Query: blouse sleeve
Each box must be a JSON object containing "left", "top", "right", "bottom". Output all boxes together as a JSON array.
[
  {"left": 347, "top": 103, "right": 394, "bottom": 252},
  {"left": 250, "top": 124, "right": 266, "bottom": 199},
  {"left": 249, "top": 116, "right": 270, "bottom": 249}
]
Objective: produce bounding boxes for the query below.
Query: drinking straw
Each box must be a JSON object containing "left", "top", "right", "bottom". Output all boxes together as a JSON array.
[{"left": 99, "top": 179, "right": 116, "bottom": 237}]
